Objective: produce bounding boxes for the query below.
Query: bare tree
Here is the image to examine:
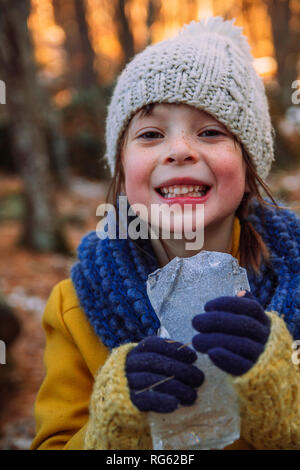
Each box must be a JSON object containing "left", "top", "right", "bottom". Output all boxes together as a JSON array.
[
  {"left": 53, "top": 0, "right": 99, "bottom": 89},
  {"left": 74, "top": 0, "right": 99, "bottom": 87},
  {"left": 114, "top": 0, "right": 135, "bottom": 68},
  {"left": 146, "top": 0, "right": 161, "bottom": 44},
  {"left": 0, "top": 0, "right": 69, "bottom": 252},
  {"left": 264, "top": 0, "right": 300, "bottom": 109}
]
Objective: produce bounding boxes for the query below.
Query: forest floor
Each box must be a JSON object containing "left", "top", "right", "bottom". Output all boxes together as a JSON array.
[{"left": 0, "top": 168, "right": 299, "bottom": 450}]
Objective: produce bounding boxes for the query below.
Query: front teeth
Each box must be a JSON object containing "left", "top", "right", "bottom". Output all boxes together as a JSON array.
[
  {"left": 160, "top": 184, "right": 208, "bottom": 198},
  {"left": 164, "top": 191, "right": 206, "bottom": 198}
]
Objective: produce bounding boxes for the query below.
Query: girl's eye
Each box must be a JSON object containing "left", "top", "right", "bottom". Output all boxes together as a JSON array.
[
  {"left": 200, "top": 129, "right": 224, "bottom": 137},
  {"left": 138, "top": 131, "right": 163, "bottom": 139}
]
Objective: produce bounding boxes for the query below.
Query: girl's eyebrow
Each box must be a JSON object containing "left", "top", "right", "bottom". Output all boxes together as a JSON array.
[
  {"left": 129, "top": 110, "right": 164, "bottom": 133},
  {"left": 131, "top": 108, "right": 230, "bottom": 132}
]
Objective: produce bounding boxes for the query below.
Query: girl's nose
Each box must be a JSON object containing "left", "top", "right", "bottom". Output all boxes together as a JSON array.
[
  {"left": 161, "top": 137, "right": 200, "bottom": 165},
  {"left": 163, "top": 153, "right": 196, "bottom": 165}
]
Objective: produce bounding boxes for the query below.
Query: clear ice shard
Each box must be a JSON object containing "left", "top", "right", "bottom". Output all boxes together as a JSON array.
[{"left": 146, "top": 250, "right": 250, "bottom": 450}]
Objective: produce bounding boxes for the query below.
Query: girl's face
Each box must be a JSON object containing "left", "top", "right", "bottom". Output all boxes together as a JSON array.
[{"left": 121, "top": 103, "right": 247, "bottom": 233}]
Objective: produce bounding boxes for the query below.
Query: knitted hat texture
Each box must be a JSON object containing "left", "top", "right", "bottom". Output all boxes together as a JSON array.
[{"left": 104, "top": 16, "right": 275, "bottom": 179}]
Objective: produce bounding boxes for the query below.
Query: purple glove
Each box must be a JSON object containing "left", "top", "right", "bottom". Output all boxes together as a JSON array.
[
  {"left": 192, "top": 290, "right": 270, "bottom": 376},
  {"left": 125, "top": 336, "right": 205, "bottom": 413}
]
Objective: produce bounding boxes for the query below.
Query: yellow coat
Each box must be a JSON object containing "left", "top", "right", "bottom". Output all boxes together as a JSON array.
[{"left": 31, "top": 220, "right": 300, "bottom": 450}]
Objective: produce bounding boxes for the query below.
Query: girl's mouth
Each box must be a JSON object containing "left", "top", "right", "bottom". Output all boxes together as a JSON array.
[{"left": 155, "top": 183, "right": 211, "bottom": 199}]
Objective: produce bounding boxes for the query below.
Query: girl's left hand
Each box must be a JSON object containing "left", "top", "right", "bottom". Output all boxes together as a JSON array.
[{"left": 192, "top": 291, "right": 271, "bottom": 376}]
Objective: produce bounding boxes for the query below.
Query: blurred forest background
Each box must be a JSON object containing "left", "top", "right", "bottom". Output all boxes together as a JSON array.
[{"left": 0, "top": 0, "right": 299, "bottom": 450}]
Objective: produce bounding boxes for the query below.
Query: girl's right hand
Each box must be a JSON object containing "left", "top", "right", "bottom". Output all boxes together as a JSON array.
[{"left": 125, "top": 336, "right": 205, "bottom": 413}]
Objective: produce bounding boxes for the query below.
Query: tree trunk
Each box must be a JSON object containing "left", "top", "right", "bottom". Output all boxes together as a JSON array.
[
  {"left": 114, "top": 0, "right": 135, "bottom": 68},
  {"left": 74, "top": 0, "right": 99, "bottom": 88},
  {"left": 53, "top": 0, "right": 99, "bottom": 89},
  {"left": 0, "top": 0, "right": 69, "bottom": 253},
  {"left": 45, "top": 107, "right": 70, "bottom": 188},
  {"left": 265, "top": 0, "right": 299, "bottom": 109},
  {"left": 146, "top": 0, "right": 161, "bottom": 45}
]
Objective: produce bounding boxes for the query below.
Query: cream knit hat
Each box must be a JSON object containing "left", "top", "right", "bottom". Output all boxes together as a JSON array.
[{"left": 104, "top": 16, "right": 275, "bottom": 179}]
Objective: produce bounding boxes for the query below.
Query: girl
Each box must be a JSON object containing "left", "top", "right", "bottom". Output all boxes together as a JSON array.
[{"left": 31, "top": 17, "right": 300, "bottom": 450}]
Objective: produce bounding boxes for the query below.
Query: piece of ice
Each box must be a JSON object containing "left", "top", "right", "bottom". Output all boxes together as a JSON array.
[{"left": 146, "top": 250, "right": 250, "bottom": 450}]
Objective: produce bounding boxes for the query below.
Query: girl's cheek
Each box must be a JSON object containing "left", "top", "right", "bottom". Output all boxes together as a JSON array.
[
  {"left": 125, "top": 168, "right": 147, "bottom": 190},
  {"left": 219, "top": 164, "right": 243, "bottom": 181},
  {"left": 125, "top": 157, "right": 153, "bottom": 184},
  {"left": 124, "top": 164, "right": 152, "bottom": 203},
  {"left": 212, "top": 160, "right": 246, "bottom": 195},
  {"left": 213, "top": 151, "right": 245, "bottom": 176}
]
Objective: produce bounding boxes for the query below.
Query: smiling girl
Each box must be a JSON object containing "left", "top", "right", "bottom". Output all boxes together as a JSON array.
[
  {"left": 120, "top": 103, "right": 248, "bottom": 258},
  {"left": 31, "top": 17, "right": 300, "bottom": 450}
]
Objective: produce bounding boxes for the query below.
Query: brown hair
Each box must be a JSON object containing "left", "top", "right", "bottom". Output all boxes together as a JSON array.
[{"left": 105, "top": 103, "right": 292, "bottom": 276}]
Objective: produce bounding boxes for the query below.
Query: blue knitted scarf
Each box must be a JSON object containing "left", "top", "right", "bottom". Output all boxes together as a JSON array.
[{"left": 71, "top": 198, "right": 300, "bottom": 350}]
